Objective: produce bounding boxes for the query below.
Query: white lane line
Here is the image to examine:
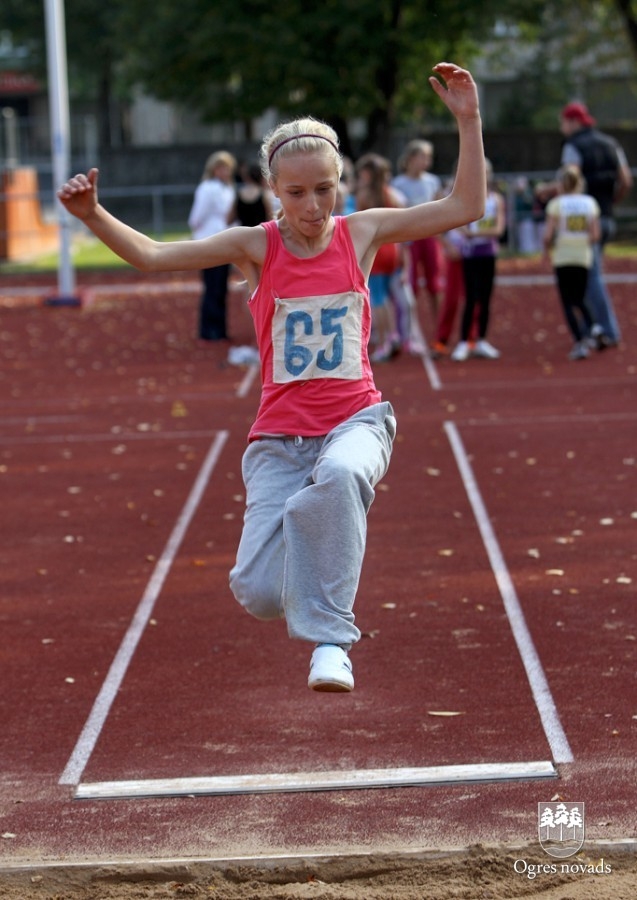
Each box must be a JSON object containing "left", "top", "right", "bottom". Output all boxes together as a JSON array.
[
  {"left": 444, "top": 420, "right": 574, "bottom": 765},
  {"left": 0, "top": 415, "right": 82, "bottom": 425},
  {"left": 496, "top": 272, "right": 637, "bottom": 286},
  {"left": 448, "top": 411, "right": 637, "bottom": 427},
  {"left": 59, "top": 430, "right": 230, "bottom": 786},
  {"left": 75, "top": 760, "right": 557, "bottom": 800},
  {"left": 236, "top": 363, "right": 259, "bottom": 399},
  {"left": 1, "top": 429, "right": 218, "bottom": 445},
  {"left": 0, "top": 281, "right": 199, "bottom": 298},
  {"left": 404, "top": 299, "right": 442, "bottom": 391},
  {"left": 422, "top": 352, "right": 442, "bottom": 391}
]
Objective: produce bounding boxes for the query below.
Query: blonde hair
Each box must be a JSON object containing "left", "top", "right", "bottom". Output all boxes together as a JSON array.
[
  {"left": 560, "top": 164, "right": 584, "bottom": 194},
  {"left": 397, "top": 139, "right": 433, "bottom": 173},
  {"left": 202, "top": 151, "right": 237, "bottom": 181},
  {"left": 260, "top": 117, "right": 343, "bottom": 182}
]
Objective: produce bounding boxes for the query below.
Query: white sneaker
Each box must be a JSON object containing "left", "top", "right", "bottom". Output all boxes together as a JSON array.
[
  {"left": 227, "top": 345, "right": 260, "bottom": 366},
  {"left": 473, "top": 339, "right": 500, "bottom": 359},
  {"left": 308, "top": 644, "right": 354, "bottom": 692},
  {"left": 568, "top": 341, "right": 589, "bottom": 361},
  {"left": 451, "top": 340, "right": 471, "bottom": 361},
  {"left": 589, "top": 324, "right": 604, "bottom": 350},
  {"left": 370, "top": 336, "right": 401, "bottom": 363}
]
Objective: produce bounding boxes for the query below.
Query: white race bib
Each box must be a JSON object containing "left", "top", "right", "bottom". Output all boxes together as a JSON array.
[{"left": 272, "top": 291, "right": 364, "bottom": 384}]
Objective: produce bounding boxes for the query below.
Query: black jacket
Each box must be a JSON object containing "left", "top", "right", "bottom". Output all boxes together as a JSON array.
[{"left": 565, "top": 127, "right": 621, "bottom": 216}]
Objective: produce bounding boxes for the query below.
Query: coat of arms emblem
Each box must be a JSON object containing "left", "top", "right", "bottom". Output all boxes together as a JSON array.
[{"left": 538, "top": 802, "right": 585, "bottom": 858}]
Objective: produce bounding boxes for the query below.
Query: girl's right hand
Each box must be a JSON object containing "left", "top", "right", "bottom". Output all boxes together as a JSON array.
[{"left": 57, "top": 167, "right": 99, "bottom": 221}]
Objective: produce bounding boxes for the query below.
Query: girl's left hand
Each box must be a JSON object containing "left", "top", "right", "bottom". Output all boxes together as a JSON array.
[{"left": 429, "top": 63, "right": 480, "bottom": 120}]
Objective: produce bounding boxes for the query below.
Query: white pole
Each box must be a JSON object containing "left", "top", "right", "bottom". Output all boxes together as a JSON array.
[{"left": 44, "top": 0, "right": 77, "bottom": 300}]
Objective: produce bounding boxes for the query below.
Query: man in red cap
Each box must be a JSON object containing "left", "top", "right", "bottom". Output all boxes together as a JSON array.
[
  {"left": 559, "top": 101, "right": 633, "bottom": 346},
  {"left": 561, "top": 102, "right": 596, "bottom": 128}
]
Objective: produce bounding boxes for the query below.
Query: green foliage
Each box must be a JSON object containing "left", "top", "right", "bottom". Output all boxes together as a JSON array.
[
  {"left": 2, "top": 0, "right": 117, "bottom": 93},
  {"left": 482, "top": 2, "right": 637, "bottom": 127},
  {"left": 115, "top": 0, "right": 545, "bottom": 146},
  {"left": 2, "top": 0, "right": 636, "bottom": 147},
  {"left": 0, "top": 232, "right": 189, "bottom": 273},
  {"left": 117, "top": 0, "right": 391, "bottom": 120}
]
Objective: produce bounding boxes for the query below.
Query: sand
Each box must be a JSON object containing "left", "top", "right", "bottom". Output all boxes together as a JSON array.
[{"left": 1, "top": 845, "right": 636, "bottom": 899}]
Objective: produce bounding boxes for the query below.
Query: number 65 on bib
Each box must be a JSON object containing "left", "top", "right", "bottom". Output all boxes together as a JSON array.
[{"left": 272, "top": 292, "right": 365, "bottom": 384}]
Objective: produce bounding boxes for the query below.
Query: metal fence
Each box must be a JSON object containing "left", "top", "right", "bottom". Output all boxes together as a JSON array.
[
  {"left": 1, "top": 109, "right": 98, "bottom": 172},
  {"left": 1, "top": 175, "right": 636, "bottom": 263}
]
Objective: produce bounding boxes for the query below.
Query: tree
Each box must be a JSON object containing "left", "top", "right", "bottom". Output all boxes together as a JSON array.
[
  {"left": 482, "top": 2, "right": 637, "bottom": 127},
  {"left": 554, "top": 803, "right": 570, "bottom": 841},
  {"left": 615, "top": 0, "right": 637, "bottom": 56},
  {"left": 568, "top": 805, "right": 583, "bottom": 839},
  {"left": 539, "top": 806, "right": 555, "bottom": 839},
  {"left": 2, "top": 0, "right": 634, "bottom": 151},
  {"left": 1, "top": 0, "right": 130, "bottom": 146},
  {"left": 114, "top": 0, "right": 546, "bottom": 151}
]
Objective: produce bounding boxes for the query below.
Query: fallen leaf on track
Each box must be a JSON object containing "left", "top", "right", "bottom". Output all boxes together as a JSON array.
[{"left": 171, "top": 401, "right": 188, "bottom": 417}]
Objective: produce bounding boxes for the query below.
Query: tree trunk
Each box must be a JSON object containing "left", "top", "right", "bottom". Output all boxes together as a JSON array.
[{"left": 615, "top": 0, "right": 637, "bottom": 57}]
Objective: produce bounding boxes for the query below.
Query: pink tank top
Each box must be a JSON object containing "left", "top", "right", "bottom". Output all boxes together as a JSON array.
[{"left": 248, "top": 216, "right": 381, "bottom": 440}]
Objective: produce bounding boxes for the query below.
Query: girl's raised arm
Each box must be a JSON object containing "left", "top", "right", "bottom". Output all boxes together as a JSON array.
[
  {"left": 57, "top": 167, "right": 260, "bottom": 273},
  {"left": 350, "top": 63, "right": 486, "bottom": 256}
]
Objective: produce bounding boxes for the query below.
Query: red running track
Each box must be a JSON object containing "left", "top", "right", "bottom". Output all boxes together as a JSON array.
[{"left": 0, "top": 261, "right": 635, "bottom": 864}]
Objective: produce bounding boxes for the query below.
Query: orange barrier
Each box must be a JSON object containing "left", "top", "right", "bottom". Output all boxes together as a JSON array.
[{"left": 0, "top": 167, "right": 59, "bottom": 261}]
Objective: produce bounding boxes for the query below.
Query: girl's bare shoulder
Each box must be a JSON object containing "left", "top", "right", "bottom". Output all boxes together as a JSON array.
[{"left": 223, "top": 221, "right": 269, "bottom": 266}]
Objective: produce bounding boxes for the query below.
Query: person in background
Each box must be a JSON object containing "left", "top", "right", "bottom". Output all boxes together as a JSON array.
[
  {"left": 542, "top": 165, "right": 601, "bottom": 360},
  {"left": 391, "top": 140, "right": 444, "bottom": 320},
  {"left": 336, "top": 157, "right": 357, "bottom": 215},
  {"left": 430, "top": 223, "right": 467, "bottom": 358},
  {"left": 514, "top": 176, "right": 541, "bottom": 254},
  {"left": 188, "top": 150, "right": 237, "bottom": 341},
  {"left": 228, "top": 161, "right": 274, "bottom": 228},
  {"left": 354, "top": 153, "right": 405, "bottom": 362},
  {"left": 430, "top": 167, "right": 476, "bottom": 358},
  {"left": 559, "top": 102, "right": 633, "bottom": 347},
  {"left": 225, "top": 162, "right": 274, "bottom": 366},
  {"left": 451, "top": 158, "right": 506, "bottom": 361}
]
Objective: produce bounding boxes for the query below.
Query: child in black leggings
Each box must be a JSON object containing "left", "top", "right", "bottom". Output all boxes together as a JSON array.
[{"left": 543, "top": 166, "right": 601, "bottom": 360}]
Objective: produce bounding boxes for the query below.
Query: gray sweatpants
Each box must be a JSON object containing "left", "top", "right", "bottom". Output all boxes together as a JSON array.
[{"left": 229, "top": 402, "right": 396, "bottom": 648}]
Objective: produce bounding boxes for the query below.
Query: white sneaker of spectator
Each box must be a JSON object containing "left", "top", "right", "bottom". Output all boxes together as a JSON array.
[
  {"left": 472, "top": 339, "right": 500, "bottom": 359},
  {"left": 451, "top": 340, "right": 471, "bottom": 361}
]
